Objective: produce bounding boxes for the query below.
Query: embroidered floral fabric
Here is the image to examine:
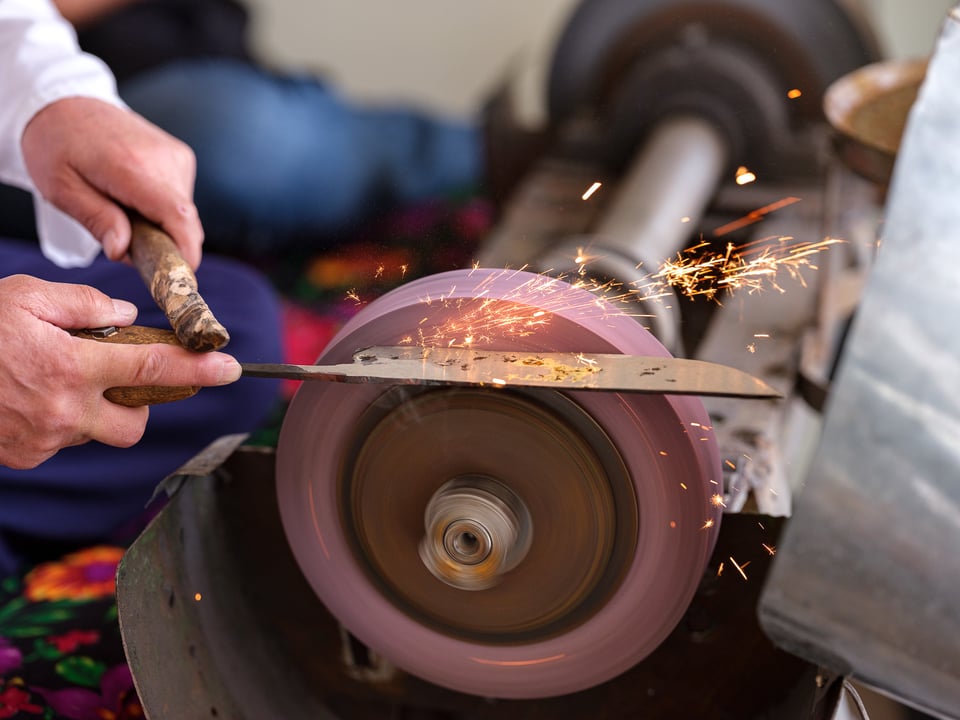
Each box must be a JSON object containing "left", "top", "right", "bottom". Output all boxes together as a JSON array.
[{"left": 0, "top": 547, "right": 140, "bottom": 720}]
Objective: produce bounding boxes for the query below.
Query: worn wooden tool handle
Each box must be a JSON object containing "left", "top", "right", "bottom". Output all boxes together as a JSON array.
[
  {"left": 128, "top": 216, "right": 230, "bottom": 352},
  {"left": 74, "top": 326, "right": 200, "bottom": 407}
]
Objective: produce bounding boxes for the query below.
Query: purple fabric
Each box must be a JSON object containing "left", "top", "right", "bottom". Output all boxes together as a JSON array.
[{"left": 0, "top": 242, "right": 282, "bottom": 574}]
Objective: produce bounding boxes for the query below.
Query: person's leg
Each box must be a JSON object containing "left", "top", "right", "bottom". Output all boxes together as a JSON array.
[
  {"left": 119, "top": 59, "right": 482, "bottom": 253},
  {"left": 0, "top": 241, "right": 282, "bottom": 574}
]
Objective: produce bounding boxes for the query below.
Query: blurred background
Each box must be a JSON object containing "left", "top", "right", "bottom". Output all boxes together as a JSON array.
[{"left": 245, "top": 0, "right": 954, "bottom": 122}]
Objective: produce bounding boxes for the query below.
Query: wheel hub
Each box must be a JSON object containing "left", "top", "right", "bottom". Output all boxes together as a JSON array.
[
  {"left": 420, "top": 475, "right": 533, "bottom": 591},
  {"left": 340, "top": 387, "right": 637, "bottom": 643}
]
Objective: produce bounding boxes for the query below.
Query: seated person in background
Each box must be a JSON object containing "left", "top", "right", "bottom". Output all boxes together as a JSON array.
[
  {"left": 0, "top": 0, "right": 283, "bottom": 575},
  {"left": 0, "top": 0, "right": 483, "bottom": 256}
]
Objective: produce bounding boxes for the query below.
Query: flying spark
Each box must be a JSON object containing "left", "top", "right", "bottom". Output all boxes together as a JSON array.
[
  {"left": 729, "top": 556, "right": 749, "bottom": 580},
  {"left": 713, "top": 196, "right": 801, "bottom": 237},
  {"left": 408, "top": 233, "right": 842, "bottom": 347},
  {"left": 636, "top": 235, "right": 844, "bottom": 302},
  {"left": 581, "top": 181, "right": 602, "bottom": 200},
  {"left": 735, "top": 166, "right": 757, "bottom": 185}
]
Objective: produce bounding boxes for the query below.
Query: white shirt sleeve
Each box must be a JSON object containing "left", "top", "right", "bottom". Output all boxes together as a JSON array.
[{"left": 0, "top": 0, "right": 124, "bottom": 267}]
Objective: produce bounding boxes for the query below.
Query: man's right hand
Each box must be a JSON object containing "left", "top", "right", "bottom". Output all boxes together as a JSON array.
[{"left": 0, "top": 275, "right": 241, "bottom": 469}]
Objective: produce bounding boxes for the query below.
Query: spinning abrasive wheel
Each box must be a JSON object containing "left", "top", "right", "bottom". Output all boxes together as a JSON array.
[{"left": 277, "top": 269, "right": 721, "bottom": 698}]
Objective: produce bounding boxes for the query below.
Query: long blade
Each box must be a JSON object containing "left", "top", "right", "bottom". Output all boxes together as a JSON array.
[{"left": 242, "top": 346, "right": 779, "bottom": 399}]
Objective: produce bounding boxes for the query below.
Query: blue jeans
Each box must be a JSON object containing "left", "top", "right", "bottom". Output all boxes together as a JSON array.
[
  {"left": 0, "top": 242, "right": 283, "bottom": 574},
  {"left": 120, "top": 59, "right": 483, "bottom": 253}
]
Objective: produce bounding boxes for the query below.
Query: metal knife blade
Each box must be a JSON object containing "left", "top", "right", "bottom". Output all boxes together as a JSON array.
[{"left": 242, "top": 346, "right": 780, "bottom": 399}]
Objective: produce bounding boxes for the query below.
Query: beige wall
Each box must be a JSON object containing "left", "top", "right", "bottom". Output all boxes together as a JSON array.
[
  {"left": 247, "top": 0, "right": 578, "bottom": 121},
  {"left": 246, "top": 0, "right": 955, "bottom": 121}
]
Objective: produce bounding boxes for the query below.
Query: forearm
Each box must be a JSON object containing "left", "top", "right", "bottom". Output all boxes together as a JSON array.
[
  {"left": 0, "top": 0, "right": 120, "bottom": 191},
  {"left": 0, "top": 0, "right": 122, "bottom": 266},
  {"left": 0, "top": 0, "right": 204, "bottom": 270},
  {"left": 53, "top": 0, "right": 141, "bottom": 28}
]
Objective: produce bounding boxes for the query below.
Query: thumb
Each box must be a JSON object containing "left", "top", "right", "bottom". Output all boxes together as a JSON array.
[
  {"left": 93, "top": 343, "right": 242, "bottom": 389},
  {"left": 19, "top": 276, "right": 139, "bottom": 330}
]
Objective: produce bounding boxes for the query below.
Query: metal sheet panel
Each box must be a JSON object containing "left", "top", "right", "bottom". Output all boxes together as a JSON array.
[{"left": 759, "top": 9, "right": 960, "bottom": 719}]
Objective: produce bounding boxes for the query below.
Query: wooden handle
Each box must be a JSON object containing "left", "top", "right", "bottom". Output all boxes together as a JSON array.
[
  {"left": 128, "top": 216, "right": 230, "bottom": 352},
  {"left": 74, "top": 326, "right": 200, "bottom": 407}
]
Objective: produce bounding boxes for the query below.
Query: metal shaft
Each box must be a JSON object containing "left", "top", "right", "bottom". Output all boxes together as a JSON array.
[
  {"left": 535, "top": 115, "right": 729, "bottom": 351},
  {"left": 592, "top": 114, "right": 728, "bottom": 265}
]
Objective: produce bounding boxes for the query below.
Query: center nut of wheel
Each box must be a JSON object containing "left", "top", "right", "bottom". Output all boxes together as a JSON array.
[{"left": 419, "top": 475, "right": 533, "bottom": 591}]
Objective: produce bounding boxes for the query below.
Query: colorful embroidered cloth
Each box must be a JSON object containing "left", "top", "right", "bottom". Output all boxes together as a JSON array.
[{"left": 0, "top": 547, "right": 138, "bottom": 719}]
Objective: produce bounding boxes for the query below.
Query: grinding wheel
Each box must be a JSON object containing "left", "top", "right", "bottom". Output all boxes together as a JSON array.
[{"left": 276, "top": 269, "right": 721, "bottom": 699}]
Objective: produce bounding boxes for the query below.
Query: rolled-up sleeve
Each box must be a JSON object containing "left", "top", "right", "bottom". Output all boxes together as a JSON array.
[{"left": 0, "top": 0, "right": 123, "bottom": 267}]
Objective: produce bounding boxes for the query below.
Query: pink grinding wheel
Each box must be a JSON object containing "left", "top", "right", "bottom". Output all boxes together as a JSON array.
[{"left": 277, "top": 269, "right": 721, "bottom": 699}]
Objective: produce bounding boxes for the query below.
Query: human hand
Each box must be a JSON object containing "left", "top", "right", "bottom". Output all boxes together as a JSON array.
[
  {"left": 21, "top": 97, "right": 204, "bottom": 270},
  {"left": 0, "top": 275, "right": 240, "bottom": 469}
]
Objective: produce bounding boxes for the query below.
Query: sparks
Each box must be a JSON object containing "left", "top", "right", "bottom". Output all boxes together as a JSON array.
[
  {"left": 701, "top": 519, "right": 715, "bottom": 530},
  {"left": 710, "top": 493, "right": 727, "bottom": 508},
  {"left": 724, "top": 459, "right": 736, "bottom": 470},
  {"left": 641, "top": 235, "right": 844, "bottom": 302},
  {"left": 717, "top": 562, "right": 725, "bottom": 577},
  {"left": 729, "top": 556, "right": 749, "bottom": 581},
  {"left": 410, "top": 232, "right": 841, "bottom": 350},
  {"left": 763, "top": 543, "right": 777, "bottom": 556},
  {"left": 787, "top": 88, "right": 802, "bottom": 99},
  {"left": 194, "top": 593, "right": 202, "bottom": 602},
  {"left": 713, "top": 196, "right": 801, "bottom": 237},
  {"left": 581, "top": 181, "right": 602, "bottom": 200},
  {"left": 491, "top": 378, "right": 507, "bottom": 386},
  {"left": 735, "top": 166, "right": 757, "bottom": 185},
  {"left": 346, "top": 289, "right": 361, "bottom": 304},
  {"left": 414, "top": 270, "right": 647, "bottom": 347}
]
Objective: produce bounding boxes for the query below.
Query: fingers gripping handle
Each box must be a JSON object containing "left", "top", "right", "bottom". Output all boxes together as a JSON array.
[
  {"left": 128, "top": 216, "right": 230, "bottom": 352},
  {"left": 74, "top": 326, "right": 199, "bottom": 407}
]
